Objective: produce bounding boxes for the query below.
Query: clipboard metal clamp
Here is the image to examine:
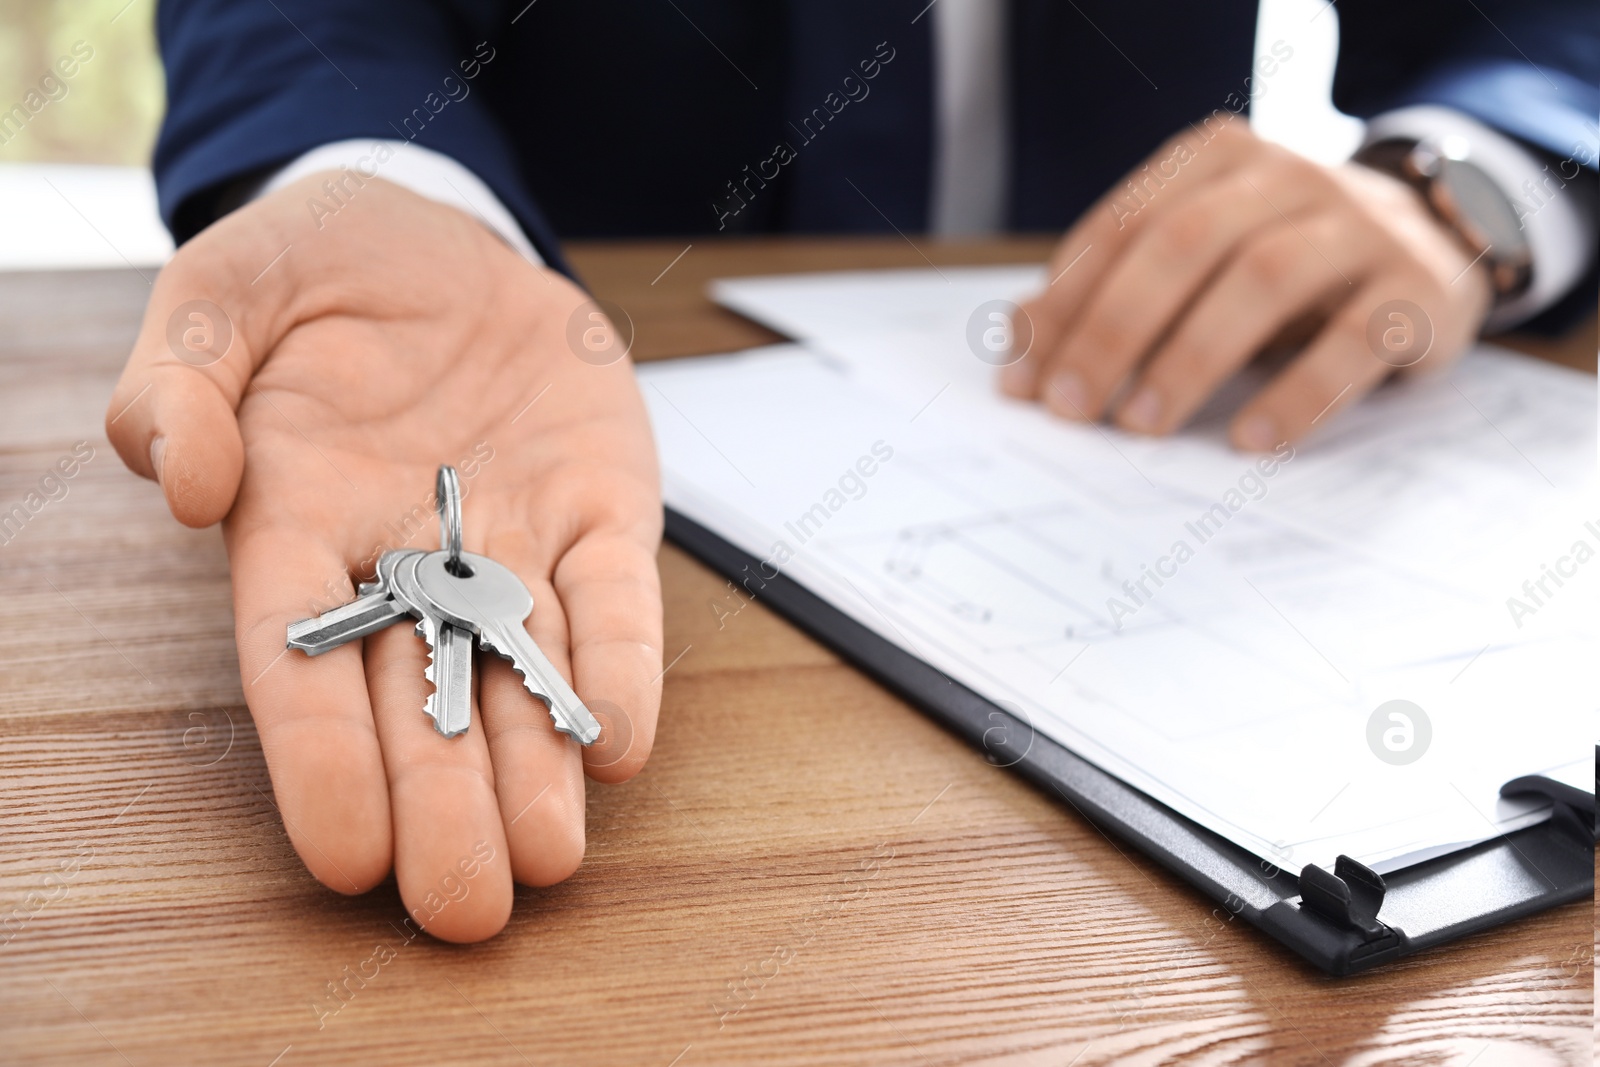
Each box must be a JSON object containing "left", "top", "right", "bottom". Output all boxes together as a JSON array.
[{"left": 1297, "top": 855, "right": 1400, "bottom": 958}]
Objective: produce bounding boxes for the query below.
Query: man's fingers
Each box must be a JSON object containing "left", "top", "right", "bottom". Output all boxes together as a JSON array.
[
  {"left": 1003, "top": 117, "right": 1262, "bottom": 397},
  {"left": 1229, "top": 281, "right": 1402, "bottom": 449},
  {"left": 1119, "top": 213, "right": 1374, "bottom": 435},
  {"left": 474, "top": 531, "right": 588, "bottom": 888},
  {"left": 490, "top": 457, "right": 664, "bottom": 785},
  {"left": 227, "top": 523, "right": 393, "bottom": 896},
  {"left": 364, "top": 621, "right": 513, "bottom": 944},
  {"left": 555, "top": 529, "right": 664, "bottom": 784},
  {"left": 478, "top": 652, "right": 588, "bottom": 888},
  {"left": 1039, "top": 168, "right": 1323, "bottom": 422}
]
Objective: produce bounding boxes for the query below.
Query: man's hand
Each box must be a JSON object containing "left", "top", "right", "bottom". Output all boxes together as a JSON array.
[
  {"left": 1003, "top": 120, "right": 1494, "bottom": 448},
  {"left": 105, "top": 176, "right": 663, "bottom": 941}
]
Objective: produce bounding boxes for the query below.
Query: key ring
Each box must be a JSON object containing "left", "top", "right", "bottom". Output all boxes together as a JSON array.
[{"left": 436, "top": 465, "right": 463, "bottom": 573}]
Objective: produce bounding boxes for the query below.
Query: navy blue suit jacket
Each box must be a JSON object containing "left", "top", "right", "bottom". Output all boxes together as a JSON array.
[{"left": 155, "top": 0, "right": 1598, "bottom": 305}]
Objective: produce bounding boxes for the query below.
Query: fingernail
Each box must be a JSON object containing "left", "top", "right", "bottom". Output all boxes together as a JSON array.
[
  {"left": 1048, "top": 371, "right": 1090, "bottom": 418},
  {"left": 149, "top": 435, "right": 167, "bottom": 486},
  {"left": 1120, "top": 386, "right": 1162, "bottom": 432},
  {"left": 1235, "top": 414, "right": 1277, "bottom": 452}
]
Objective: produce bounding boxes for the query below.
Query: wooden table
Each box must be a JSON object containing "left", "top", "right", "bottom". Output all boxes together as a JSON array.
[{"left": 0, "top": 239, "right": 1592, "bottom": 1067}]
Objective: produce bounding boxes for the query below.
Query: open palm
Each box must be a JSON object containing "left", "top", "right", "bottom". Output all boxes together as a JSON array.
[{"left": 106, "top": 177, "right": 663, "bottom": 941}]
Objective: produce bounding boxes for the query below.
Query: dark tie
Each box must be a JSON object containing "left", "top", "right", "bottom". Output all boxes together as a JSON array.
[{"left": 779, "top": 0, "right": 934, "bottom": 234}]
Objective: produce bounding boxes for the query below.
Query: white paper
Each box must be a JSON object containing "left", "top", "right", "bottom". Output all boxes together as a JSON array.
[
  {"left": 641, "top": 267, "right": 1595, "bottom": 874},
  {"left": 711, "top": 264, "right": 1045, "bottom": 343}
]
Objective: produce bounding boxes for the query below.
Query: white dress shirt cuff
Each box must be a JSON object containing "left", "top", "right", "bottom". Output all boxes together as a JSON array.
[
  {"left": 1362, "top": 106, "right": 1595, "bottom": 331},
  {"left": 253, "top": 139, "right": 543, "bottom": 266}
]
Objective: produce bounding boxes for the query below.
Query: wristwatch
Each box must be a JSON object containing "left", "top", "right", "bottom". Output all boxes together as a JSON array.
[{"left": 1354, "top": 134, "right": 1533, "bottom": 302}]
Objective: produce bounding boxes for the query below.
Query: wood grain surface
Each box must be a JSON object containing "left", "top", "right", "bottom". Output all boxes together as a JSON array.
[{"left": 0, "top": 239, "right": 1592, "bottom": 1067}]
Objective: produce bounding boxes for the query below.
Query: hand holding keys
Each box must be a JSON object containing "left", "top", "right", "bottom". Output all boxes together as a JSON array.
[
  {"left": 288, "top": 466, "right": 603, "bottom": 745},
  {"left": 104, "top": 180, "right": 662, "bottom": 939}
]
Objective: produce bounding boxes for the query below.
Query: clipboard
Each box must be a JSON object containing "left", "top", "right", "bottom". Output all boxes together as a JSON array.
[{"left": 666, "top": 508, "right": 1596, "bottom": 976}]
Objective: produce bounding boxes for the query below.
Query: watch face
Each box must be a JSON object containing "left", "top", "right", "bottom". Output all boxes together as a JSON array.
[{"left": 1436, "top": 157, "right": 1527, "bottom": 258}]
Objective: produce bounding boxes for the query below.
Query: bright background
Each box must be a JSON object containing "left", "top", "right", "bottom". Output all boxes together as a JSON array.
[{"left": 0, "top": 0, "right": 1363, "bottom": 270}]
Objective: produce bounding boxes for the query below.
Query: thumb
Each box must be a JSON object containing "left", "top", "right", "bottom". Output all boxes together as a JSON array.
[
  {"left": 108, "top": 361, "right": 245, "bottom": 528},
  {"left": 106, "top": 201, "right": 301, "bottom": 528}
]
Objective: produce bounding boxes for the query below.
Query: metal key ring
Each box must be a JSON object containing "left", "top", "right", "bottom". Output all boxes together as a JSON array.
[{"left": 436, "top": 465, "right": 463, "bottom": 571}]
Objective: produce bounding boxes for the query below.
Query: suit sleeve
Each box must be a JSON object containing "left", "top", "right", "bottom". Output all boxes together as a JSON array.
[
  {"left": 1334, "top": 0, "right": 1598, "bottom": 331},
  {"left": 1331, "top": 0, "right": 1599, "bottom": 166},
  {"left": 152, "top": 0, "right": 569, "bottom": 271}
]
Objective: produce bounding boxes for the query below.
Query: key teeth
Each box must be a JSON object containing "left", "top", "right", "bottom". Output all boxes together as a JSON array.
[
  {"left": 417, "top": 617, "right": 438, "bottom": 685},
  {"left": 476, "top": 628, "right": 507, "bottom": 657},
  {"left": 422, "top": 691, "right": 445, "bottom": 731},
  {"left": 477, "top": 635, "right": 601, "bottom": 745},
  {"left": 479, "top": 635, "right": 541, "bottom": 691},
  {"left": 414, "top": 616, "right": 444, "bottom": 728}
]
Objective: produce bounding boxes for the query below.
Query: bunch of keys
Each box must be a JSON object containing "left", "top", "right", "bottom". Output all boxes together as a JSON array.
[{"left": 285, "top": 465, "right": 602, "bottom": 745}]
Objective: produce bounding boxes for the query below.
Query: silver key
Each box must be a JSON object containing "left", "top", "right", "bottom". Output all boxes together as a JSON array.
[
  {"left": 410, "top": 549, "right": 602, "bottom": 745},
  {"left": 287, "top": 550, "right": 421, "bottom": 656},
  {"left": 389, "top": 551, "right": 474, "bottom": 737},
  {"left": 427, "top": 625, "right": 474, "bottom": 737}
]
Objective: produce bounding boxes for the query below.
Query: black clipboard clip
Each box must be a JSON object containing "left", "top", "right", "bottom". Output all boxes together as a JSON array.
[{"left": 1298, "top": 855, "right": 1399, "bottom": 955}]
